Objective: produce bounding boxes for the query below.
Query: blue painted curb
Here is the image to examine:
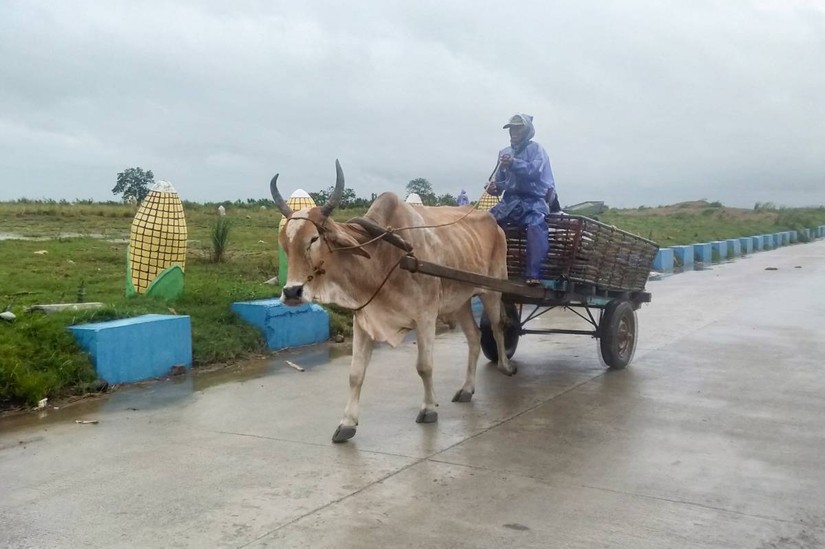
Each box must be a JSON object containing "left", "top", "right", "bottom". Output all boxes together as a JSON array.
[
  {"left": 232, "top": 299, "right": 330, "bottom": 351},
  {"left": 653, "top": 248, "right": 674, "bottom": 272},
  {"left": 751, "top": 236, "right": 762, "bottom": 251},
  {"left": 671, "top": 245, "right": 694, "bottom": 269},
  {"left": 711, "top": 241, "right": 728, "bottom": 261},
  {"left": 726, "top": 239, "right": 741, "bottom": 257},
  {"left": 694, "top": 243, "right": 712, "bottom": 263},
  {"left": 70, "top": 314, "right": 192, "bottom": 384}
]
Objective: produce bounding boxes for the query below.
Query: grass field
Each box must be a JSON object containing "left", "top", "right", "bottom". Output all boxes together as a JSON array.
[
  {"left": 1, "top": 198, "right": 824, "bottom": 409},
  {"left": 598, "top": 201, "right": 825, "bottom": 248}
]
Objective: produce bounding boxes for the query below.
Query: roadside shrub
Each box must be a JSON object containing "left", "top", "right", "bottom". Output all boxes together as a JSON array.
[{"left": 211, "top": 217, "right": 233, "bottom": 262}]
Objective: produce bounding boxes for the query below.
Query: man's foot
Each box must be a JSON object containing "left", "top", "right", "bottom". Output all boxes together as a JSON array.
[{"left": 526, "top": 278, "right": 542, "bottom": 286}]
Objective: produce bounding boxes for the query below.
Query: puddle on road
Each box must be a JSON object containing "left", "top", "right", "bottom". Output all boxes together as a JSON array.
[{"left": 0, "top": 342, "right": 353, "bottom": 435}]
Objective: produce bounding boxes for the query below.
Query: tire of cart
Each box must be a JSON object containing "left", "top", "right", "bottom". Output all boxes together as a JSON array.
[
  {"left": 479, "top": 301, "right": 521, "bottom": 362},
  {"left": 599, "top": 300, "right": 638, "bottom": 369}
]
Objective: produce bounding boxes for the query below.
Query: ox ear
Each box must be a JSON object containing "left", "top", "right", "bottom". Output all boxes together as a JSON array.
[{"left": 327, "top": 229, "right": 371, "bottom": 259}]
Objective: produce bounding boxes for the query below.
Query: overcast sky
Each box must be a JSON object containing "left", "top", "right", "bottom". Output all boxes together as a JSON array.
[{"left": 1, "top": 0, "right": 823, "bottom": 208}]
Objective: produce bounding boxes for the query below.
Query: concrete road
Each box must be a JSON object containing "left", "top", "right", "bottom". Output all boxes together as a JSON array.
[{"left": 2, "top": 241, "right": 824, "bottom": 548}]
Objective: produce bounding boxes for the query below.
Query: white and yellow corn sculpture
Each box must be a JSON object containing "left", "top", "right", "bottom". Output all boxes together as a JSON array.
[
  {"left": 126, "top": 180, "right": 187, "bottom": 299},
  {"left": 405, "top": 192, "right": 424, "bottom": 207},
  {"left": 476, "top": 190, "right": 501, "bottom": 210},
  {"left": 277, "top": 189, "right": 317, "bottom": 285}
]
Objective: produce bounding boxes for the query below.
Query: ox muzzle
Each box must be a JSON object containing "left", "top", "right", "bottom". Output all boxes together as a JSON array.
[{"left": 281, "top": 284, "right": 305, "bottom": 306}]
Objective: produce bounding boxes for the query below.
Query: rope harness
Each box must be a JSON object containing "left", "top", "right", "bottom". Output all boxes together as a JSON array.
[{"left": 283, "top": 206, "right": 478, "bottom": 311}]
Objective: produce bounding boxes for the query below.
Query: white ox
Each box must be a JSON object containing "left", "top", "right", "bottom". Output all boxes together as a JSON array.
[{"left": 271, "top": 161, "right": 513, "bottom": 443}]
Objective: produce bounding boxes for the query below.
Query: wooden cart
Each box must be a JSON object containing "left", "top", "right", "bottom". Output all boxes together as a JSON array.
[{"left": 398, "top": 213, "right": 659, "bottom": 369}]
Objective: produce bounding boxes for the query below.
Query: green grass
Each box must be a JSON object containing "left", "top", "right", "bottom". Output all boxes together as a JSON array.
[
  {"left": 1, "top": 199, "right": 824, "bottom": 408},
  {"left": 598, "top": 202, "right": 825, "bottom": 248},
  {"left": 0, "top": 311, "right": 97, "bottom": 406}
]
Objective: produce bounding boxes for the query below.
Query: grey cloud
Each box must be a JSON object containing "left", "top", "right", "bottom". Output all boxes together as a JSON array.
[{"left": 1, "top": 0, "right": 823, "bottom": 207}]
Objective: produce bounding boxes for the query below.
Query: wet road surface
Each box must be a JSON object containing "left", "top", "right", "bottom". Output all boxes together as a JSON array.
[{"left": 2, "top": 241, "right": 824, "bottom": 548}]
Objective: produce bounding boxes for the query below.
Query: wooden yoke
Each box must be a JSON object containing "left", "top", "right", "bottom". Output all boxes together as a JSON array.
[{"left": 348, "top": 217, "right": 414, "bottom": 253}]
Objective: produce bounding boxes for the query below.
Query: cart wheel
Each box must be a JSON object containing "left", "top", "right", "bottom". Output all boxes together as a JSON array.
[
  {"left": 599, "top": 300, "right": 637, "bottom": 369},
  {"left": 480, "top": 302, "right": 520, "bottom": 362}
]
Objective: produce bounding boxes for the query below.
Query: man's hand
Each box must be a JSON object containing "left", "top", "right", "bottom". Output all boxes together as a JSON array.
[
  {"left": 485, "top": 181, "right": 497, "bottom": 194},
  {"left": 499, "top": 154, "right": 512, "bottom": 167}
]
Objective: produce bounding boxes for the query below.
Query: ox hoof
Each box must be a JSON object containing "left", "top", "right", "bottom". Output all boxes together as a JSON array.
[
  {"left": 498, "top": 363, "right": 518, "bottom": 376},
  {"left": 415, "top": 410, "right": 438, "bottom": 424},
  {"left": 332, "top": 425, "right": 357, "bottom": 443},
  {"left": 451, "top": 389, "right": 474, "bottom": 403}
]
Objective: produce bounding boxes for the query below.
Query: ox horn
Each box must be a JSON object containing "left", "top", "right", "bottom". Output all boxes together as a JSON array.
[
  {"left": 321, "top": 159, "right": 345, "bottom": 217},
  {"left": 269, "top": 173, "right": 294, "bottom": 218}
]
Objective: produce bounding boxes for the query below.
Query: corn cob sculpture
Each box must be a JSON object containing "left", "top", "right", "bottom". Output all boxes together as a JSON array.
[
  {"left": 278, "top": 189, "right": 316, "bottom": 285},
  {"left": 476, "top": 190, "right": 501, "bottom": 210},
  {"left": 404, "top": 192, "right": 424, "bottom": 206},
  {"left": 126, "top": 180, "right": 187, "bottom": 299}
]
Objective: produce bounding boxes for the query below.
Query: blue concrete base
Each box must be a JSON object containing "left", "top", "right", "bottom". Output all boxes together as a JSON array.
[
  {"left": 653, "top": 248, "right": 674, "bottom": 272},
  {"left": 471, "top": 296, "right": 483, "bottom": 325},
  {"left": 740, "top": 237, "right": 753, "bottom": 254},
  {"left": 789, "top": 231, "right": 797, "bottom": 243},
  {"left": 671, "top": 245, "right": 694, "bottom": 269},
  {"left": 773, "top": 233, "right": 781, "bottom": 248},
  {"left": 711, "top": 241, "right": 728, "bottom": 261},
  {"left": 232, "top": 299, "right": 329, "bottom": 351},
  {"left": 70, "top": 314, "right": 192, "bottom": 384},
  {"left": 726, "top": 239, "right": 741, "bottom": 257},
  {"left": 751, "top": 236, "right": 762, "bottom": 251},
  {"left": 694, "top": 243, "right": 712, "bottom": 263},
  {"left": 762, "top": 235, "right": 773, "bottom": 250}
]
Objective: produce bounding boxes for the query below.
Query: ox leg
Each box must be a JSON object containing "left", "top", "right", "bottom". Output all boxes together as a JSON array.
[
  {"left": 332, "top": 321, "right": 374, "bottom": 443},
  {"left": 452, "top": 301, "right": 479, "bottom": 403},
  {"left": 414, "top": 318, "right": 439, "bottom": 424},
  {"left": 479, "top": 293, "right": 517, "bottom": 376}
]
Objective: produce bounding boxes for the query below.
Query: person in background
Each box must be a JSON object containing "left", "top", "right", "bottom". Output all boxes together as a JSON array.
[
  {"left": 485, "top": 113, "right": 556, "bottom": 286},
  {"left": 456, "top": 189, "right": 470, "bottom": 206}
]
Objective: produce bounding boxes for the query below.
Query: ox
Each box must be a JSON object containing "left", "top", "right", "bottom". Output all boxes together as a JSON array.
[{"left": 270, "top": 161, "right": 513, "bottom": 443}]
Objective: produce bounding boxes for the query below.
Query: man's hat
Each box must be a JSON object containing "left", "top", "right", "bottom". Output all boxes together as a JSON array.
[{"left": 503, "top": 114, "right": 528, "bottom": 129}]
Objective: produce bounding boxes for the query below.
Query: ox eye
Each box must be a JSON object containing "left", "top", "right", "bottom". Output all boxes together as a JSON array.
[{"left": 310, "top": 236, "right": 319, "bottom": 244}]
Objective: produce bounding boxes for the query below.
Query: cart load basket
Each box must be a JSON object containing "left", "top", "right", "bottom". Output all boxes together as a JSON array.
[{"left": 504, "top": 213, "right": 659, "bottom": 292}]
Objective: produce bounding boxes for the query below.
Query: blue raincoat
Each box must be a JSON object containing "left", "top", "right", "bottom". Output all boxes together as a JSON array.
[
  {"left": 456, "top": 189, "right": 470, "bottom": 206},
  {"left": 488, "top": 114, "right": 556, "bottom": 279}
]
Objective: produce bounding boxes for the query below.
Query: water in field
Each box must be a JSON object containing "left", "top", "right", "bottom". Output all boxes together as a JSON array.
[{"left": 0, "top": 231, "right": 127, "bottom": 242}]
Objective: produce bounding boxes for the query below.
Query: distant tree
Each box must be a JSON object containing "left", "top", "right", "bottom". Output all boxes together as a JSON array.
[
  {"left": 310, "top": 186, "right": 357, "bottom": 208},
  {"left": 340, "top": 188, "right": 357, "bottom": 207},
  {"left": 309, "top": 188, "right": 330, "bottom": 206},
  {"left": 113, "top": 167, "right": 154, "bottom": 203},
  {"left": 406, "top": 178, "right": 437, "bottom": 205},
  {"left": 436, "top": 193, "right": 457, "bottom": 206}
]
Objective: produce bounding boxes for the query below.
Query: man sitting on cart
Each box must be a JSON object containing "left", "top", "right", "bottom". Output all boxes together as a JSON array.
[{"left": 485, "top": 113, "right": 557, "bottom": 286}]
